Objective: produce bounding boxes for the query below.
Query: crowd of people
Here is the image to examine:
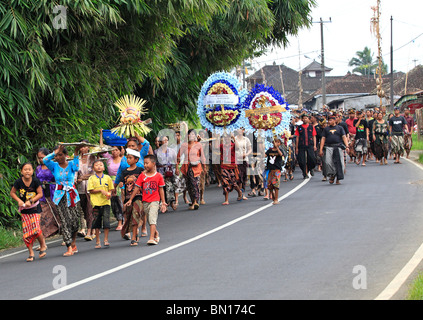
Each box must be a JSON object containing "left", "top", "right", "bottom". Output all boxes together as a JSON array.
[{"left": 10, "top": 106, "right": 415, "bottom": 262}]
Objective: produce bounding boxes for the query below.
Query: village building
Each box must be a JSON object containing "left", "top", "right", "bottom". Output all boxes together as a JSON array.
[
  {"left": 247, "top": 61, "right": 416, "bottom": 112},
  {"left": 245, "top": 61, "right": 343, "bottom": 109}
]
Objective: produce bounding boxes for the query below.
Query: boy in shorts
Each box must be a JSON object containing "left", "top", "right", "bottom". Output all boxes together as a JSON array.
[
  {"left": 127, "top": 155, "right": 167, "bottom": 245},
  {"left": 87, "top": 160, "right": 115, "bottom": 248}
]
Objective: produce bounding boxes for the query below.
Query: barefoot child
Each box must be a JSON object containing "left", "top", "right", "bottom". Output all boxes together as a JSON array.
[
  {"left": 121, "top": 149, "right": 145, "bottom": 246},
  {"left": 265, "top": 137, "right": 285, "bottom": 205},
  {"left": 127, "top": 155, "right": 167, "bottom": 245},
  {"left": 87, "top": 160, "right": 114, "bottom": 249},
  {"left": 10, "top": 162, "right": 47, "bottom": 262}
]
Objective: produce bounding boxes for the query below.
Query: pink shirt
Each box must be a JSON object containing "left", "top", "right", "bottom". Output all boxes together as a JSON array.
[{"left": 102, "top": 153, "right": 122, "bottom": 177}]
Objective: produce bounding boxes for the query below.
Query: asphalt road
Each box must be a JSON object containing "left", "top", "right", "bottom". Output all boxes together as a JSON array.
[{"left": 2, "top": 157, "right": 423, "bottom": 301}]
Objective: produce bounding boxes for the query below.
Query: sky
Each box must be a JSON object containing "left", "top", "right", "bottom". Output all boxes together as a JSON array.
[{"left": 253, "top": 0, "right": 423, "bottom": 76}]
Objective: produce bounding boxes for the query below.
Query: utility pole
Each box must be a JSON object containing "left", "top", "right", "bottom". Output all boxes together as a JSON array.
[
  {"left": 390, "top": 16, "right": 394, "bottom": 110},
  {"left": 372, "top": 0, "right": 384, "bottom": 108},
  {"left": 314, "top": 18, "right": 331, "bottom": 108},
  {"left": 278, "top": 65, "right": 286, "bottom": 100},
  {"left": 298, "top": 39, "right": 303, "bottom": 109}
]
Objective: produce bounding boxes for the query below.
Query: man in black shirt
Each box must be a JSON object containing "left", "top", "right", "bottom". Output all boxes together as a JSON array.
[
  {"left": 319, "top": 116, "right": 349, "bottom": 185},
  {"left": 335, "top": 113, "right": 349, "bottom": 135},
  {"left": 389, "top": 107, "right": 409, "bottom": 164},
  {"left": 353, "top": 111, "right": 369, "bottom": 166},
  {"left": 295, "top": 114, "right": 317, "bottom": 179}
]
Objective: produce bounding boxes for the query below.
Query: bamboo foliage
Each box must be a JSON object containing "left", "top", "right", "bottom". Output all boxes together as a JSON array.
[{"left": 0, "top": 0, "right": 316, "bottom": 226}]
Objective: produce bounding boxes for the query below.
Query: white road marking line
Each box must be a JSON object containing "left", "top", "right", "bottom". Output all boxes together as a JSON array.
[
  {"left": 21, "top": 157, "right": 423, "bottom": 300},
  {"left": 375, "top": 157, "right": 423, "bottom": 300},
  {"left": 375, "top": 242, "right": 423, "bottom": 300},
  {"left": 30, "top": 178, "right": 310, "bottom": 300}
]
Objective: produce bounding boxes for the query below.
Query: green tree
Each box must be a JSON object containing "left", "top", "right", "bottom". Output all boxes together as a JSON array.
[{"left": 0, "top": 0, "right": 316, "bottom": 226}]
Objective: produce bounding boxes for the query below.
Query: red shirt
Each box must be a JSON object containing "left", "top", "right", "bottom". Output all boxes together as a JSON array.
[
  {"left": 345, "top": 118, "right": 357, "bottom": 135},
  {"left": 294, "top": 124, "right": 317, "bottom": 146},
  {"left": 220, "top": 142, "right": 237, "bottom": 170},
  {"left": 135, "top": 171, "right": 165, "bottom": 203}
]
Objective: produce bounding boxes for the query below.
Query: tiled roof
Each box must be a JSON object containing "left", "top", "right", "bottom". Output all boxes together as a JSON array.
[
  {"left": 311, "top": 73, "right": 377, "bottom": 96},
  {"left": 246, "top": 64, "right": 342, "bottom": 104},
  {"left": 375, "top": 65, "right": 423, "bottom": 97},
  {"left": 302, "top": 60, "right": 332, "bottom": 72}
]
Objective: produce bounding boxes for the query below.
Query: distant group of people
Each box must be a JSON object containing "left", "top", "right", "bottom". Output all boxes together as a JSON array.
[
  {"left": 290, "top": 105, "right": 414, "bottom": 185},
  {"left": 10, "top": 106, "right": 416, "bottom": 262}
]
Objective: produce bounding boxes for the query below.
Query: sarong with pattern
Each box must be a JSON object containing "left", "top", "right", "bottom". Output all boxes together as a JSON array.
[
  {"left": 121, "top": 199, "right": 143, "bottom": 238},
  {"left": 404, "top": 134, "right": 412, "bottom": 154},
  {"left": 22, "top": 213, "right": 42, "bottom": 247},
  {"left": 40, "top": 199, "right": 60, "bottom": 238},
  {"left": 267, "top": 170, "right": 281, "bottom": 189},
  {"left": 221, "top": 167, "right": 240, "bottom": 194},
  {"left": 184, "top": 165, "right": 200, "bottom": 203},
  {"left": 390, "top": 135, "right": 405, "bottom": 155},
  {"left": 56, "top": 196, "right": 80, "bottom": 247}
]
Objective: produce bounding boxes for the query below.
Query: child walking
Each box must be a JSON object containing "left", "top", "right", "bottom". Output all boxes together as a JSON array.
[
  {"left": 126, "top": 155, "right": 167, "bottom": 245},
  {"left": 87, "top": 160, "right": 115, "bottom": 249},
  {"left": 265, "top": 137, "right": 285, "bottom": 205},
  {"left": 10, "top": 162, "right": 47, "bottom": 262},
  {"left": 121, "top": 149, "right": 145, "bottom": 246}
]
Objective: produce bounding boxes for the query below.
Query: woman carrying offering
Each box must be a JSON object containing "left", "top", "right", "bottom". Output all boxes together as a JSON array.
[{"left": 43, "top": 145, "right": 81, "bottom": 257}]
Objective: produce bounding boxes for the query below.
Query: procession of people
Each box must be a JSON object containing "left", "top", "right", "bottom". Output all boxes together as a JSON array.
[{"left": 10, "top": 105, "right": 415, "bottom": 262}]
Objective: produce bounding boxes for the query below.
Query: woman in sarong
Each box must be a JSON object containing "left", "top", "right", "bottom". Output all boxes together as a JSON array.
[
  {"left": 176, "top": 129, "right": 206, "bottom": 210},
  {"left": 36, "top": 148, "right": 60, "bottom": 238},
  {"left": 198, "top": 130, "right": 211, "bottom": 205},
  {"left": 156, "top": 135, "right": 177, "bottom": 210},
  {"left": 43, "top": 145, "right": 81, "bottom": 257},
  {"left": 100, "top": 143, "right": 124, "bottom": 230},
  {"left": 220, "top": 134, "right": 245, "bottom": 205},
  {"left": 211, "top": 134, "right": 223, "bottom": 187},
  {"left": 372, "top": 112, "right": 389, "bottom": 165},
  {"left": 75, "top": 140, "right": 96, "bottom": 240}
]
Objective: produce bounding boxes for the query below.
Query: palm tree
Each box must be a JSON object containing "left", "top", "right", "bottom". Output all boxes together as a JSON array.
[
  {"left": 349, "top": 46, "right": 376, "bottom": 76},
  {"left": 349, "top": 46, "right": 388, "bottom": 76}
]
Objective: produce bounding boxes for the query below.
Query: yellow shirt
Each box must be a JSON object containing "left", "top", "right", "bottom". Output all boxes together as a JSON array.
[{"left": 87, "top": 174, "right": 114, "bottom": 207}]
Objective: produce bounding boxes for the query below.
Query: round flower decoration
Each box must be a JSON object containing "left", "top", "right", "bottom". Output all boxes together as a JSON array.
[
  {"left": 243, "top": 83, "right": 291, "bottom": 145},
  {"left": 197, "top": 72, "right": 248, "bottom": 134}
]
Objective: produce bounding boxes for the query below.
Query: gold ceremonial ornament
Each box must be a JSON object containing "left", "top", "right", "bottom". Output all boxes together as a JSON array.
[
  {"left": 247, "top": 95, "right": 286, "bottom": 130},
  {"left": 111, "top": 95, "right": 151, "bottom": 138}
]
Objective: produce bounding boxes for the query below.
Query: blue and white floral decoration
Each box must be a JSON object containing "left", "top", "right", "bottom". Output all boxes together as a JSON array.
[
  {"left": 243, "top": 83, "right": 292, "bottom": 149},
  {"left": 197, "top": 72, "right": 248, "bottom": 134}
]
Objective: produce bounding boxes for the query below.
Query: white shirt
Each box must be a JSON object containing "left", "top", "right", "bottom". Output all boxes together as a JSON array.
[{"left": 234, "top": 135, "right": 252, "bottom": 164}]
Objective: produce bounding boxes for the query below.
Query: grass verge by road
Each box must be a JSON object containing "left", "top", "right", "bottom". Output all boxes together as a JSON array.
[
  {"left": 0, "top": 227, "right": 23, "bottom": 251},
  {"left": 412, "top": 134, "right": 423, "bottom": 150},
  {"left": 411, "top": 134, "right": 423, "bottom": 164},
  {"left": 407, "top": 273, "right": 423, "bottom": 300},
  {"left": 406, "top": 134, "right": 423, "bottom": 299}
]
